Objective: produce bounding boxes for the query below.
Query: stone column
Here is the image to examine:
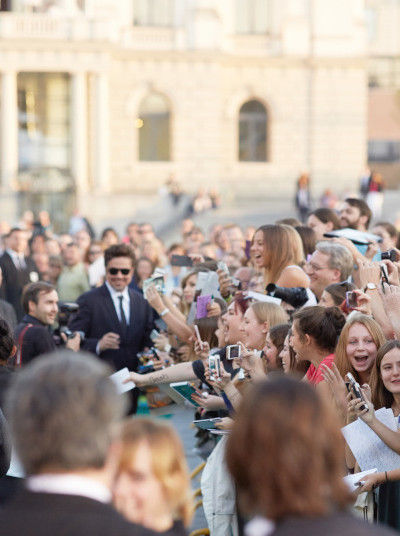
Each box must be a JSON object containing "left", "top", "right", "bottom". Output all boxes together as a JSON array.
[
  {"left": 1, "top": 71, "right": 18, "bottom": 191},
  {"left": 71, "top": 71, "right": 88, "bottom": 194},
  {"left": 94, "top": 72, "right": 110, "bottom": 193}
]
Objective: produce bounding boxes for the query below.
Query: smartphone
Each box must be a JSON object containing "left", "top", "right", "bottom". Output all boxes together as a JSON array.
[
  {"left": 345, "top": 372, "right": 368, "bottom": 412},
  {"left": 226, "top": 344, "right": 241, "bottom": 360},
  {"left": 194, "top": 324, "right": 203, "bottom": 349},
  {"left": 346, "top": 291, "right": 358, "bottom": 309},
  {"left": 245, "top": 240, "right": 251, "bottom": 260},
  {"left": 380, "top": 263, "right": 389, "bottom": 285},
  {"left": 193, "top": 418, "right": 221, "bottom": 430},
  {"left": 150, "top": 329, "right": 159, "bottom": 342},
  {"left": 209, "top": 354, "right": 221, "bottom": 381},
  {"left": 171, "top": 254, "right": 193, "bottom": 267}
]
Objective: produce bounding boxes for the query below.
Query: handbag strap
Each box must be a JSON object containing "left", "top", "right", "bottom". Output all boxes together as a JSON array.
[{"left": 15, "top": 323, "right": 33, "bottom": 368}]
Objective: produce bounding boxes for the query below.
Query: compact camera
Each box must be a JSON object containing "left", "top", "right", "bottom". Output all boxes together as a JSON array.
[{"left": 226, "top": 344, "right": 241, "bottom": 360}]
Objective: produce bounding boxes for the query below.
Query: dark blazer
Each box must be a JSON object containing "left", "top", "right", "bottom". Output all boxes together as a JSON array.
[
  {"left": 270, "top": 512, "right": 397, "bottom": 536},
  {"left": 69, "top": 284, "right": 154, "bottom": 371},
  {"left": 0, "top": 252, "right": 38, "bottom": 321},
  {"left": 14, "top": 314, "right": 56, "bottom": 366},
  {"left": 0, "top": 489, "right": 158, "bottom": 536}
]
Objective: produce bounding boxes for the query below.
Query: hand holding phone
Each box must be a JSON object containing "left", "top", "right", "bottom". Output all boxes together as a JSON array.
[{"left": 345, "top": 372, "right": 368, "bottom": 412}]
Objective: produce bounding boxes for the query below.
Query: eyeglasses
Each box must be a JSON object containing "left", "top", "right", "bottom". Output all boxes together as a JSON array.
[
  {"left": 89, "top": 249, "right": 102, "bottom": 255},
  {"left": 306, "top": 261, "right": 329, "bottom": 272},
  {"left": 108, "top": 268, "right": 131, "bottom": 275}
]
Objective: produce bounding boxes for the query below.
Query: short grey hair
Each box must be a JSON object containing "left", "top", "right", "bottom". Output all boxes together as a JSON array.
[
  {"left": 316, "top": 241, "right": 353, "bottom": 280},
  {"left": 6, "top": 351, "right": 126, "bottom": 475}
]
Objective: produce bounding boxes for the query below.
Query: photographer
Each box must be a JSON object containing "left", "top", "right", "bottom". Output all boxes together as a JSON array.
[{"left": 15, "top": 282, "right": 80, "bottom": 366}]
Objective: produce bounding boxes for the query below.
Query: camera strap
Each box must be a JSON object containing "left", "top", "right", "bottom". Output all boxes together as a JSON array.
[{"left": 15, "top": 323, "right": 33, "bottom": 367}]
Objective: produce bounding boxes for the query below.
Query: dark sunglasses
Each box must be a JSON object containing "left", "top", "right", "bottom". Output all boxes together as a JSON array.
[{"left": 108, "top": 268, "right": 131, "bottom": 275}]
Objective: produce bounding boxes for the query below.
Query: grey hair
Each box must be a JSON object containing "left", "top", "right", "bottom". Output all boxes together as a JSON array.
[
  {"left": 316, "top": 241, "right": 353, "bottom": 280},
  {"left": 6, "top": 351, "right": 126, "bottom": 475}
]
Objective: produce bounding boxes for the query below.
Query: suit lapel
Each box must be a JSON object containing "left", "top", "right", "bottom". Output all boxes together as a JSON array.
[{"left": 100, "top": 284, "right": 122, "bottom": 334}]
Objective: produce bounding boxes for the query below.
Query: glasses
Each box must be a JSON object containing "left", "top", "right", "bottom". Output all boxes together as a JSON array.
[
  {"left": 306, "top": 261, "right": 329, "bottom": 272},
  {"left": 108, "top": 268, "right": 131, "bottom": 275},
  {"left": 89, "top": 249, "right": 102, "bottom": 255}
]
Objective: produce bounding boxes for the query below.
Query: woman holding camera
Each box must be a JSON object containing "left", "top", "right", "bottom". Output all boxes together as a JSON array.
[
  {"left": 251, "top": 224, "right": 310, "bottom": 288},
  {"left": 348, "top": 340, "right": 400, "bottom": 530},
  {"left": 226, "top": 376, "right": 393, "bottom": 536}
]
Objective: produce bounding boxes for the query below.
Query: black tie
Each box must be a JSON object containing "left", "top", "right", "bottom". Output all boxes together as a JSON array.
[{"left": 118, "top": 295, "right": 128, "bottom": 332}]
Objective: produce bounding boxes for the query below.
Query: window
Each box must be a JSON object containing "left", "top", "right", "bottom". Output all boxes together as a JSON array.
[
  {"left": 239, "top": 100, "right": 267, "bottom": 162},
  {"left": 17, "top": 72, "right": 71, "bottom": 171},
  {"left": 137, "top": 93, "right": 170, "bottom": 161},
  {"left": 133, "top": 0, "right": 174, "bottom": 26},
  {"left": 235, "top": 0, "right": 268, "bottom": 34},
  {"left": 368, "top": 140, "right": 400, "bottom": 162}
]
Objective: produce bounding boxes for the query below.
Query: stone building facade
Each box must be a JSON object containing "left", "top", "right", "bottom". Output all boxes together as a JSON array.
[{"left": 0, "top": 0, "right": 367, "bottom": 226}]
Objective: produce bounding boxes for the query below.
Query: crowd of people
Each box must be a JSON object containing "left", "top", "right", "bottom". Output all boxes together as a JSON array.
[{"left": 0, "top": 193, "right": 400, "bottom": 535}]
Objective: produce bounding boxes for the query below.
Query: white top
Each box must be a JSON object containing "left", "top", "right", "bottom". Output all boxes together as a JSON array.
[
  {"left": 26, "top": 474, "right": 111, "bottom": 504},
  {"left": 105, "top": 281, "right": 130, "bottom": 324}
]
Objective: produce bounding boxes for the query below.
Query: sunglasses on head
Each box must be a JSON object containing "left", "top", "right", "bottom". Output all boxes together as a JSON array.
[{"left": 108, "top": 268, "right": 131, "bottom": 275}]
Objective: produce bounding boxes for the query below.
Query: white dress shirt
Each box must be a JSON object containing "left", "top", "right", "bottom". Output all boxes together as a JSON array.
[
  {"left": 26, "top": 473, "right": 112, "bottom": 504},
  {"left": 105, "top": 281, "right": 130, "bottom": 324},
  {"left": 6, "top": 248, "right": 26, "bottom": 270}
]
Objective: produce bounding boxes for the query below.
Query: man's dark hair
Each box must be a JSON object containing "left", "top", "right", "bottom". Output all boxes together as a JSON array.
[
  {"left": 22, "top": 282, "right": 56, "bottom": 314},
  {"left": 8, "top": 227, "right": 22, "bottom": 236},
  {"left": 104, "top": 243, "right": 135, "bottom": 267},
  {"left": 344, "top": 197, "right": 372, "bottom": 228}
]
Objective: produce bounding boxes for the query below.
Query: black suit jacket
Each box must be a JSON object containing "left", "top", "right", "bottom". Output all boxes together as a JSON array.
[
  {"left": 69, "top": 284, "right": 154, "bottom": 371},
  {"left": 0, "top": 252, "right": 38, "bottom": 321},
  {"left": 0, "top": 489, "right": 158, "bottom": 536}
]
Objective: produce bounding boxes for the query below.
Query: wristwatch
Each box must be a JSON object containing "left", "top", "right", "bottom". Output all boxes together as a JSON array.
[{"left": 364, "top": 283, "right": 378, "bottom": 292}]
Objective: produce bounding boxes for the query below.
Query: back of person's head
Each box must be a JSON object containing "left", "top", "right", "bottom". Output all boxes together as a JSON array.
[
  {"left": 104, "top": 243, "right": 135, "bottom": 267},
  {"left": 0, "top": 318, "right": 14, "bottom": 365},
  {"left": 226, "top": 376, "right": 352, "bottom": 520},
  {"left": 323, "top": 281, "right": 356, "bottom": 306},
  {"left": 335, "top": 313, "right": 385, "bottom": 383},
  {"left": 344, "top": 197, "right": 372, "bottom": 229},
  {"left": 269, "top": 323, "right": 290, "bottom": 357},
  {"left": 275, "top": 218, "right": 301, "bottom": 227},
  {"left": 310, "top": 208, "right": 341, "bottom": 230},
  {"left": 315, "top": 241, "right": 353, "bottom": 280},
  {"left": 118, "top": 418, "right": 193, "bottom": 527},
  {"left": 294, "top": 226, "right": 317, "bottom": 258},
  {"left": 6, "top": 351, "right": 125, "bottom": 476},
  {"left": 251, "top": 301, "right": 289, "bottom": 329},
  {"left": 293, "top": 306, "right": 345, "bottom": 353},
  {"left": 22, "top": 281, "right": 56, "bottom": 314},
  {"left": 194, "top": 316, "right": 219, "bottom": 348}
]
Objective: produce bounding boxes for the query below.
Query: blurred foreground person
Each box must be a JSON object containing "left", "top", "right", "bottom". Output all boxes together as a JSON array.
[
  {"left": 0, "top": 351, "right": 156, "bottom": 536},
  {"left": 226, "top": 376, "right": 396, "bottom": 536},
  {"left": 114, "top": 418, "right": 193, "bottom": 535}
]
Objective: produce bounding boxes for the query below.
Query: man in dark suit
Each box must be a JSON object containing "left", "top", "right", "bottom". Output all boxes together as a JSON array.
[
  {"left": 0, "top": 351, "right": 157, "bottom": 536},
  {"left": 69, "top": 243, "right": 154, "bottom": 412},
  {"left": 0, "top": 227, "right": 39, "bottom": 321}
]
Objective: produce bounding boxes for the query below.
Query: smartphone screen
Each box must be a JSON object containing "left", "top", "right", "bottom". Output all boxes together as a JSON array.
[{"left": 171, "top": 255, "right": 193, "bottom": 267}]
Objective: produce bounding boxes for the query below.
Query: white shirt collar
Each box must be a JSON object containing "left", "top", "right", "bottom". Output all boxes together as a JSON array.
[
  {"left": 105, "top": 280, "right": 129, "bottom": 300},
  {"left": 26, "top": 474, "right": 111, "bottom": 504},
  {"left": 6, "top": 248, "right": 23, "bottom": 259}
]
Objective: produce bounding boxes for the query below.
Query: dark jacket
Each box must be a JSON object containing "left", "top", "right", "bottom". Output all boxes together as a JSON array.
[
  {"left": 0, "top": 408, "right": 11, "bottom": 477},
  {"left": 0, "top": 488, "right": 159, "bottom": 536},
  {"left": 69, "top": 284, "right": 154, "bottom": 371},
  {"left": 0, "top": 252, "right": 39, "bottom": 321},
  {"left": 14, "top": 314, "right": 56, "bottom": 366}
]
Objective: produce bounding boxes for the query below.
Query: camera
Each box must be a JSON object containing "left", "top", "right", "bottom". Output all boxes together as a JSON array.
[
  {"left": 266, "top": 284, "right": 309, "bottom": 309},
  {"left": 381, "top": 249, "right": 397, "bottom": 262},
  {"left": 345, "top": 372, "right": 368, "bottom": 412},
  {"left": 143, "top": 269, "right": 166, "bottom": 295},
  {"left": 57, "top": 302, "right": 85, "bottom": 342}
]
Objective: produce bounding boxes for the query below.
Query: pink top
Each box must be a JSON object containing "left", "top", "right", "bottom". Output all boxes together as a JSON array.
[{"left": 306, "top": 354, "right": 335, "bottom": 386}]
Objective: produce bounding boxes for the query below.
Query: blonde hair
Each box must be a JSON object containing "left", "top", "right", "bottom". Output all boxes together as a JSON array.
[
  {"left": 118, "top": 418, "right": 193, "bottom": 527},
  {"left": 335, "top": 313, "right": 385, "bottom": 383},
  {"left": 255, "top": 224, "right": 305, "bottom": 284},
  {"left": 250, "top": 301, "right": 288, "bottom": 329}
]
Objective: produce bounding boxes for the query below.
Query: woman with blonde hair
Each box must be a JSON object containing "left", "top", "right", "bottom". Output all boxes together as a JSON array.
[
  {"left": 250, "top": 224, "right": 309, "bottom": 288},
  {"left": 240, "top": 301, "right": 289, "bottom": 352},
  {"left": 113, "top": 418, "right": 193, "bottom": 535},
  {"left": 335, "top": 313, "right": 385, "bottom": 386}
]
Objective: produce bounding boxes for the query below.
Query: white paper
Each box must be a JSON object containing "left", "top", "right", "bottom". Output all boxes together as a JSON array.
[
  {"left": 246, "top": 291, "right": 281, "bottom": 305},
  {"left": 109, "top": 367, "right": 134, "bottom": 394},
  {"left": 343, "top": 468, "right": 378, "bottom": 490},
  {"left": 341, "top": 408, "right": 400, "bottom": 472}
]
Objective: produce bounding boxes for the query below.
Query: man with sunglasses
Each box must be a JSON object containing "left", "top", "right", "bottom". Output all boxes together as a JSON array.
[{"left": 69, "top": 244, "right": 154, "bottom": 412}]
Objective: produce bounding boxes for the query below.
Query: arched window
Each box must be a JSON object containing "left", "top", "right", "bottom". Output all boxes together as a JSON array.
[
  {"left": 137, "top": 93, "right": 170, "bottom": 161},
  {"left": 238, "top": 100, "right": 267, "bottom": 162}
]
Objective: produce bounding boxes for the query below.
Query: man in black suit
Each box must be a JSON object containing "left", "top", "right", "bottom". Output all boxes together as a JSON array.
[
  {"left": 0, "top": 351, "right": 157, "bottom": 536},
  {"left": 0, "top": 228, "right": 39, "bottom": 321},
  {"left": 69, "top": 243, "right": 154, "bottom": 412}
]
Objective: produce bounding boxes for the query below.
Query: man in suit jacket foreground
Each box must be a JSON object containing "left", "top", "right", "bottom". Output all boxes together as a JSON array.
[
  {"left": 0, "top": 351, "right": 158, "bottom": 536},
  {"left": 69, "top": 243, "right": 154, "bottom": 412}
]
